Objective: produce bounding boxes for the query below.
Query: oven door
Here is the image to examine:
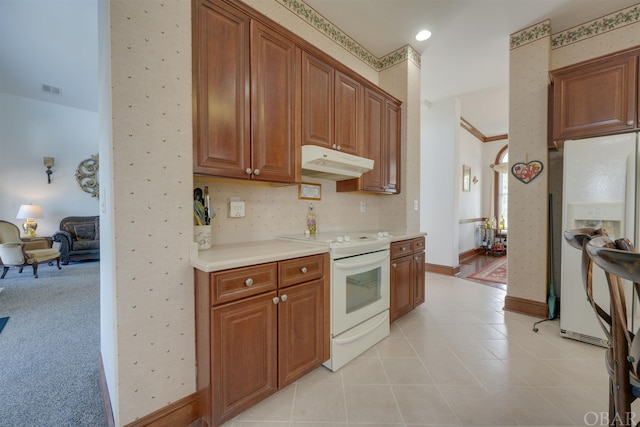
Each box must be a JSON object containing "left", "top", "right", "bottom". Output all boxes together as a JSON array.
[{"left": 331, "top": 249, "right": 390, "bottom": 336}]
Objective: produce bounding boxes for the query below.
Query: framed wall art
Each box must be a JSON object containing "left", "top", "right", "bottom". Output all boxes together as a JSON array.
[{"left": 298, "top": 182, "right": 322, "bottom": 200}]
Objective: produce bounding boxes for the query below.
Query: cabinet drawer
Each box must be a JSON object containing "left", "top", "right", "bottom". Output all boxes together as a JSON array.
[
  {"left": 211, "top": 263, "right": 277, "bottom": 305},
  {"left": 391, "top": 240, "right": 413, "bottom": 259},
  {"left": 279, "top": 254, "right": 324, "bottom": 288},
  {"left": 413, "top": 237, "right": 425, "bottom": 252}
]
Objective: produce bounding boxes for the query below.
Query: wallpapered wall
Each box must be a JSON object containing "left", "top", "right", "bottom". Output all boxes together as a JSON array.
[
  {"left": 107, "top": 0, "right": 418, "bottom": 423},
  {"left": 508, "top": 22, "right": 551, "bottom": 304},
  {"left": 109, "top": 1, "right": 194, "bottom": 423},
  {"left": 507, "top": 3, "right": 640, "bottom": 304}
]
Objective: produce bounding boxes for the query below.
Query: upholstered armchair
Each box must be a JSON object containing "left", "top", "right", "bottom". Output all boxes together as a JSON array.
[
  {"left": 52, "top": 216, "right": 100, "bottom": 265},
  {"left": 0, "top": 220, "right": 61, "bottom": 279}
]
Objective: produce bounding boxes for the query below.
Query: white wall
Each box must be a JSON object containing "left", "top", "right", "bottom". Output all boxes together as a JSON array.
[
  {"left": 0, "top": 92, "right": 99, "bottom": 235},
  {"left": 422, "top": 97, "right": 459, "bottom": 267},
  {"left": 458, "top": 128, "right": 483, "bottom": 253}
]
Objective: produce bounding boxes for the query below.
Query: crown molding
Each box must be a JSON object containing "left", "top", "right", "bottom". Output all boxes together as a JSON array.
[
  {"left": 461, "top": 117, "right": 508, "bottom": 143},
  {"left": 276, "top": 0, "right": 421, "bottom": 70}
]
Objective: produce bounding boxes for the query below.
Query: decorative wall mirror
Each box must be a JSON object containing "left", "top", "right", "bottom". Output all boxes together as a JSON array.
[{"left": 76, "top": 154, "right": 99, "bottom": 198}]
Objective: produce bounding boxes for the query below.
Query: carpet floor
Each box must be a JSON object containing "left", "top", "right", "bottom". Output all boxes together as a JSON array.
[{"left": 0, "top": 261, "right": 105, "bottom": 426}]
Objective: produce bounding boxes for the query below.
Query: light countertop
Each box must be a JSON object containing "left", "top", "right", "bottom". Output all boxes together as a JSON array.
[{"left": 190, "top": 230, "right": 427, "bottom": 273}]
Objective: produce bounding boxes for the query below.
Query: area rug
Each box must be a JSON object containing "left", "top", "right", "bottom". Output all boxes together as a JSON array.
[
  {"left": 467, "top": 257, "right": 507, "bottom": 284},
  {"left": 0, "top": 317, "right": 9, "bottom": 334}
]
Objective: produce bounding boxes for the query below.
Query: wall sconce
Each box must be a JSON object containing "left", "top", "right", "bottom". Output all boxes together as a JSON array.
[
  {"left": 16, "top": 204, "right": 43, "bottom": 237},
  {"left": 43, "top": 157, "right": 54, "bottom": 183},
  {"left": 472, "top": 176, "right": 478, "bottom": 185}
]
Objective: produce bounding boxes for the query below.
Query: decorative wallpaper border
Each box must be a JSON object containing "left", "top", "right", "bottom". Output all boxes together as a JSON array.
[
  {"left": 551, "top": 4, "right": 640, "bottom": 49},
  {"left": 510, "top": 20, "right": 551, "bottom": 50},
  {"left": 276, "top": 0, "right": 421, "bottom": 70}
]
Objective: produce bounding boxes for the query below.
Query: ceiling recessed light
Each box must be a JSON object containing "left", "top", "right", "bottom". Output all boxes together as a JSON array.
[{"left": 415, "top": 30, "right": 432, "bottom": 41}]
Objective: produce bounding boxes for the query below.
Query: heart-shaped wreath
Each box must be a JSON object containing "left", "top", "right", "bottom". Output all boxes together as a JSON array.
[{"left": 511, "top": 160, "right": 543, "bottom": 184}]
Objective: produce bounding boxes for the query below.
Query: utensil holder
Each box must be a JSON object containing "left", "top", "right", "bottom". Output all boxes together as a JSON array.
[{"left": 194, "top": 225, "right": 212, "bottom": 250}]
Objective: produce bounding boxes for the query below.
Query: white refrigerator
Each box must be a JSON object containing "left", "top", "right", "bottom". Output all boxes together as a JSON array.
[{"left": 560, "top": 133, "right": 639, "bottom": 346}]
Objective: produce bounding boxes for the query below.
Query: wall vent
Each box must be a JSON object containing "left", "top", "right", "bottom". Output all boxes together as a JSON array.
[{"left": 41, "top": 84, "right": 61, "bottom": 96}]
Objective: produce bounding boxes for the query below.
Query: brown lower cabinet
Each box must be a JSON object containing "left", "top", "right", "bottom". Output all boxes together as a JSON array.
[
  {"left": 195, "top": 253, "right": 329, "bottom": 427},
  {"left": 390, "top": 237, "right": 426, "bottom": 323}
]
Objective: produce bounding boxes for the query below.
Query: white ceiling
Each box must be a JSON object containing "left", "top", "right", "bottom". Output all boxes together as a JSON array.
[{"left": 1, "top": 0, "right": 639, "bottom": 137}]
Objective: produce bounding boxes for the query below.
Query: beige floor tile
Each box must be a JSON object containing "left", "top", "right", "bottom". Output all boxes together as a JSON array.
[
  {"left": 421, "top": 355, "right": 481, "bottom": 386},
  {"left": 291, "top": 382, "right": 347, "bottom": 422},
  {"left": 381, "top": 357, "right": 433, "bottom": 384},
  {"left": 343, "top": 384, "right": 403, "bottom": 424},
  {"left": 374, "top": 336, "right": 417, "bottom": 358},
  {"left": 392, "top": 384, "right": 459, "bottom": 425},
  {"left": 296, "top": 365, "right": 343, "bottom": 384},
  {"left": 341, "top": 356, "right": 388, "bottom": 384},
  {"left": 462, "top": 359, "right": 528, "bottom": 386},
  {"left": 502, "top": 359, "right": 579, "bottom": 386},
  {"left": 235, "top": 383, "right": 296, "bottom": 422}
]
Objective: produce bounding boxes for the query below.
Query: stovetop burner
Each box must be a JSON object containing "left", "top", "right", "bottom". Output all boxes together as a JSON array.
[{"left": 279, "top": 231, "right": 391, "bottom": 258}]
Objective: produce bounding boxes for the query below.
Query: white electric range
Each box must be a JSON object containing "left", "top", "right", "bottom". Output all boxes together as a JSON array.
[{"left": 279, "top": 231, "right": 391, "bottom": 371}]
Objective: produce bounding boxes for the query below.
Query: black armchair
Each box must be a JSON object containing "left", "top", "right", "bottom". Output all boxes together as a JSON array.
[{"left": 53, "top": 216, "right": 100, "bottom": 265}]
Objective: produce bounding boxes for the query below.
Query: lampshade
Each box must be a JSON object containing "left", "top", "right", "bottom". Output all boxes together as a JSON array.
[{"left": 16, "top": 204, "right": 43, "bottom": 219}]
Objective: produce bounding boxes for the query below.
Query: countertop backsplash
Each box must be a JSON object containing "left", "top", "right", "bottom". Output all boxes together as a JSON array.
[{"left": 193, "top": 176, "right": 406, "bottom": 245}]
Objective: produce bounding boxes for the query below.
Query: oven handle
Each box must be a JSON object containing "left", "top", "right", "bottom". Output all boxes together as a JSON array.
[
  {"left": 333, "top": 250, "right": 389, "bottom": 269},
  {"left": 333, "top": 311, "right": 389, "bottom": 345}
]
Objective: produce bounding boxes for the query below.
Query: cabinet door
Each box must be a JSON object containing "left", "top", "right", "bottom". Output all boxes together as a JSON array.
[
  {"left": 212, "top": 292, "right": 278, "bottom": 426},
  {"left": 384, "top": 100, "right": 401, "bottom": 194},
  {"left": 302, "top": 52, "right": 334, "bottom": 149},
  {"left": 278, "top": 279, "right": 325, "bottom": 388},
  {"left": 552, "top": 55, "right": 637, "bottom": 141},
  {"left": 360, "top": 87, "right": 386, "bottom": 192},
  {"left": 413, "top": 251, "right": 425, "bottom": 308},
  {"left": 335, "top": 71, "right": 362, "bottom": 155},
  {"left": 251, "top": 21, "right": 300, "bottom": 183},
  {"left": 390, "top": 255, "right": 413, "bottom": 323},
  {"left": 193, "top": 0, "right": 251, "bottom": 178}
]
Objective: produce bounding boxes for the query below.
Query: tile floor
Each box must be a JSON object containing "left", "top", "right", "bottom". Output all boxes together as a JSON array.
[{"left": 221, "top": 271, "right": 634, "bottom": 426}]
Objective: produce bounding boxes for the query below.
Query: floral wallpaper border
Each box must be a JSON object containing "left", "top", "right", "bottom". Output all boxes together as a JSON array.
[
  {"left": 277, "top": 0, "right": 421, "bottom": 70},
  {"left": 551, "top": 4, "right": 640, "bottom": 49},
  {"left": 510, "top": 21, "right": 551, "bottom": 50}
]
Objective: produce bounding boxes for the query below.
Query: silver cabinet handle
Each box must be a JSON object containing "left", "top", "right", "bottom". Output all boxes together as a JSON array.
[
  {"left": 401, "top": 247, "right": 407, "bottom": 251},
  {"left": 245, "top": 278, "right": 253, "bottom": 287},
  {"left": 628, "top": 120, "right": 635, "bottom": 126},
  {"left": 392, "top": 263, "right": 397, "bottom": 268},
  {"left": 245, "top": 168, "right": 253, "bottom": 175},
  {"left": 272, "top": 297, "right": 280, "bottom": 304},
  {"left": 281, "top": 294, "right": 288, "bottom": 302},
  {"left": 253, "top": 168, "right": 260, "bottom": 176},
  {"left": 301, "top": 267, "right": 308, "bottom": 274}
]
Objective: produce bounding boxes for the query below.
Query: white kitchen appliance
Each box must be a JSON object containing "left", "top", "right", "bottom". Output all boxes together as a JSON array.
[
  {"left": 279, "top": 231, "right": 391, "bottom": 371},
  {"left": 560, "top": 133, "right": 640, "bottom": 346},
  {"left": 301, "top": 145, "right": 375, "bottom": 181}
]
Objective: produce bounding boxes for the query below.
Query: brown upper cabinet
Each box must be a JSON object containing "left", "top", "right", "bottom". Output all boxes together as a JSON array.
[
  {"left": 193, "top": 0, "right": 300, "bottom": 183},
  {"left": 301, "top": 51, "right": 363, "bottom": 155},
  {"left": 193, "top": 0, "right": 401, "bottom": 191},
  {"left": 337, "top": 87, "right": 401, "bottom": 194},
  {"left": 550, "top": 49, "right": 639, "bottom": 144}
]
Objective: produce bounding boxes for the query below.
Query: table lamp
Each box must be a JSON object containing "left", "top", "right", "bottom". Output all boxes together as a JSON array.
[{"left": 16, "top": 204, "right": 43, "bottom": 237}]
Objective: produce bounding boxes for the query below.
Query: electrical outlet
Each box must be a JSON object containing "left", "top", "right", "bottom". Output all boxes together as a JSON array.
[
  {"left": 229, "top": 201, "right": 245, "bottom": 218},
  {"left": 414, "top": 200, "right": 419, "bottom": 211},
  {"left": 360, "top": 201, "right": 366, "bottom": 212}
]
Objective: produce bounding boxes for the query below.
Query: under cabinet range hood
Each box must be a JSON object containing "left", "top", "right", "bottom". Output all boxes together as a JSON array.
[{"left": 301, "top": 145, "right": 374, "bottom": 181}]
